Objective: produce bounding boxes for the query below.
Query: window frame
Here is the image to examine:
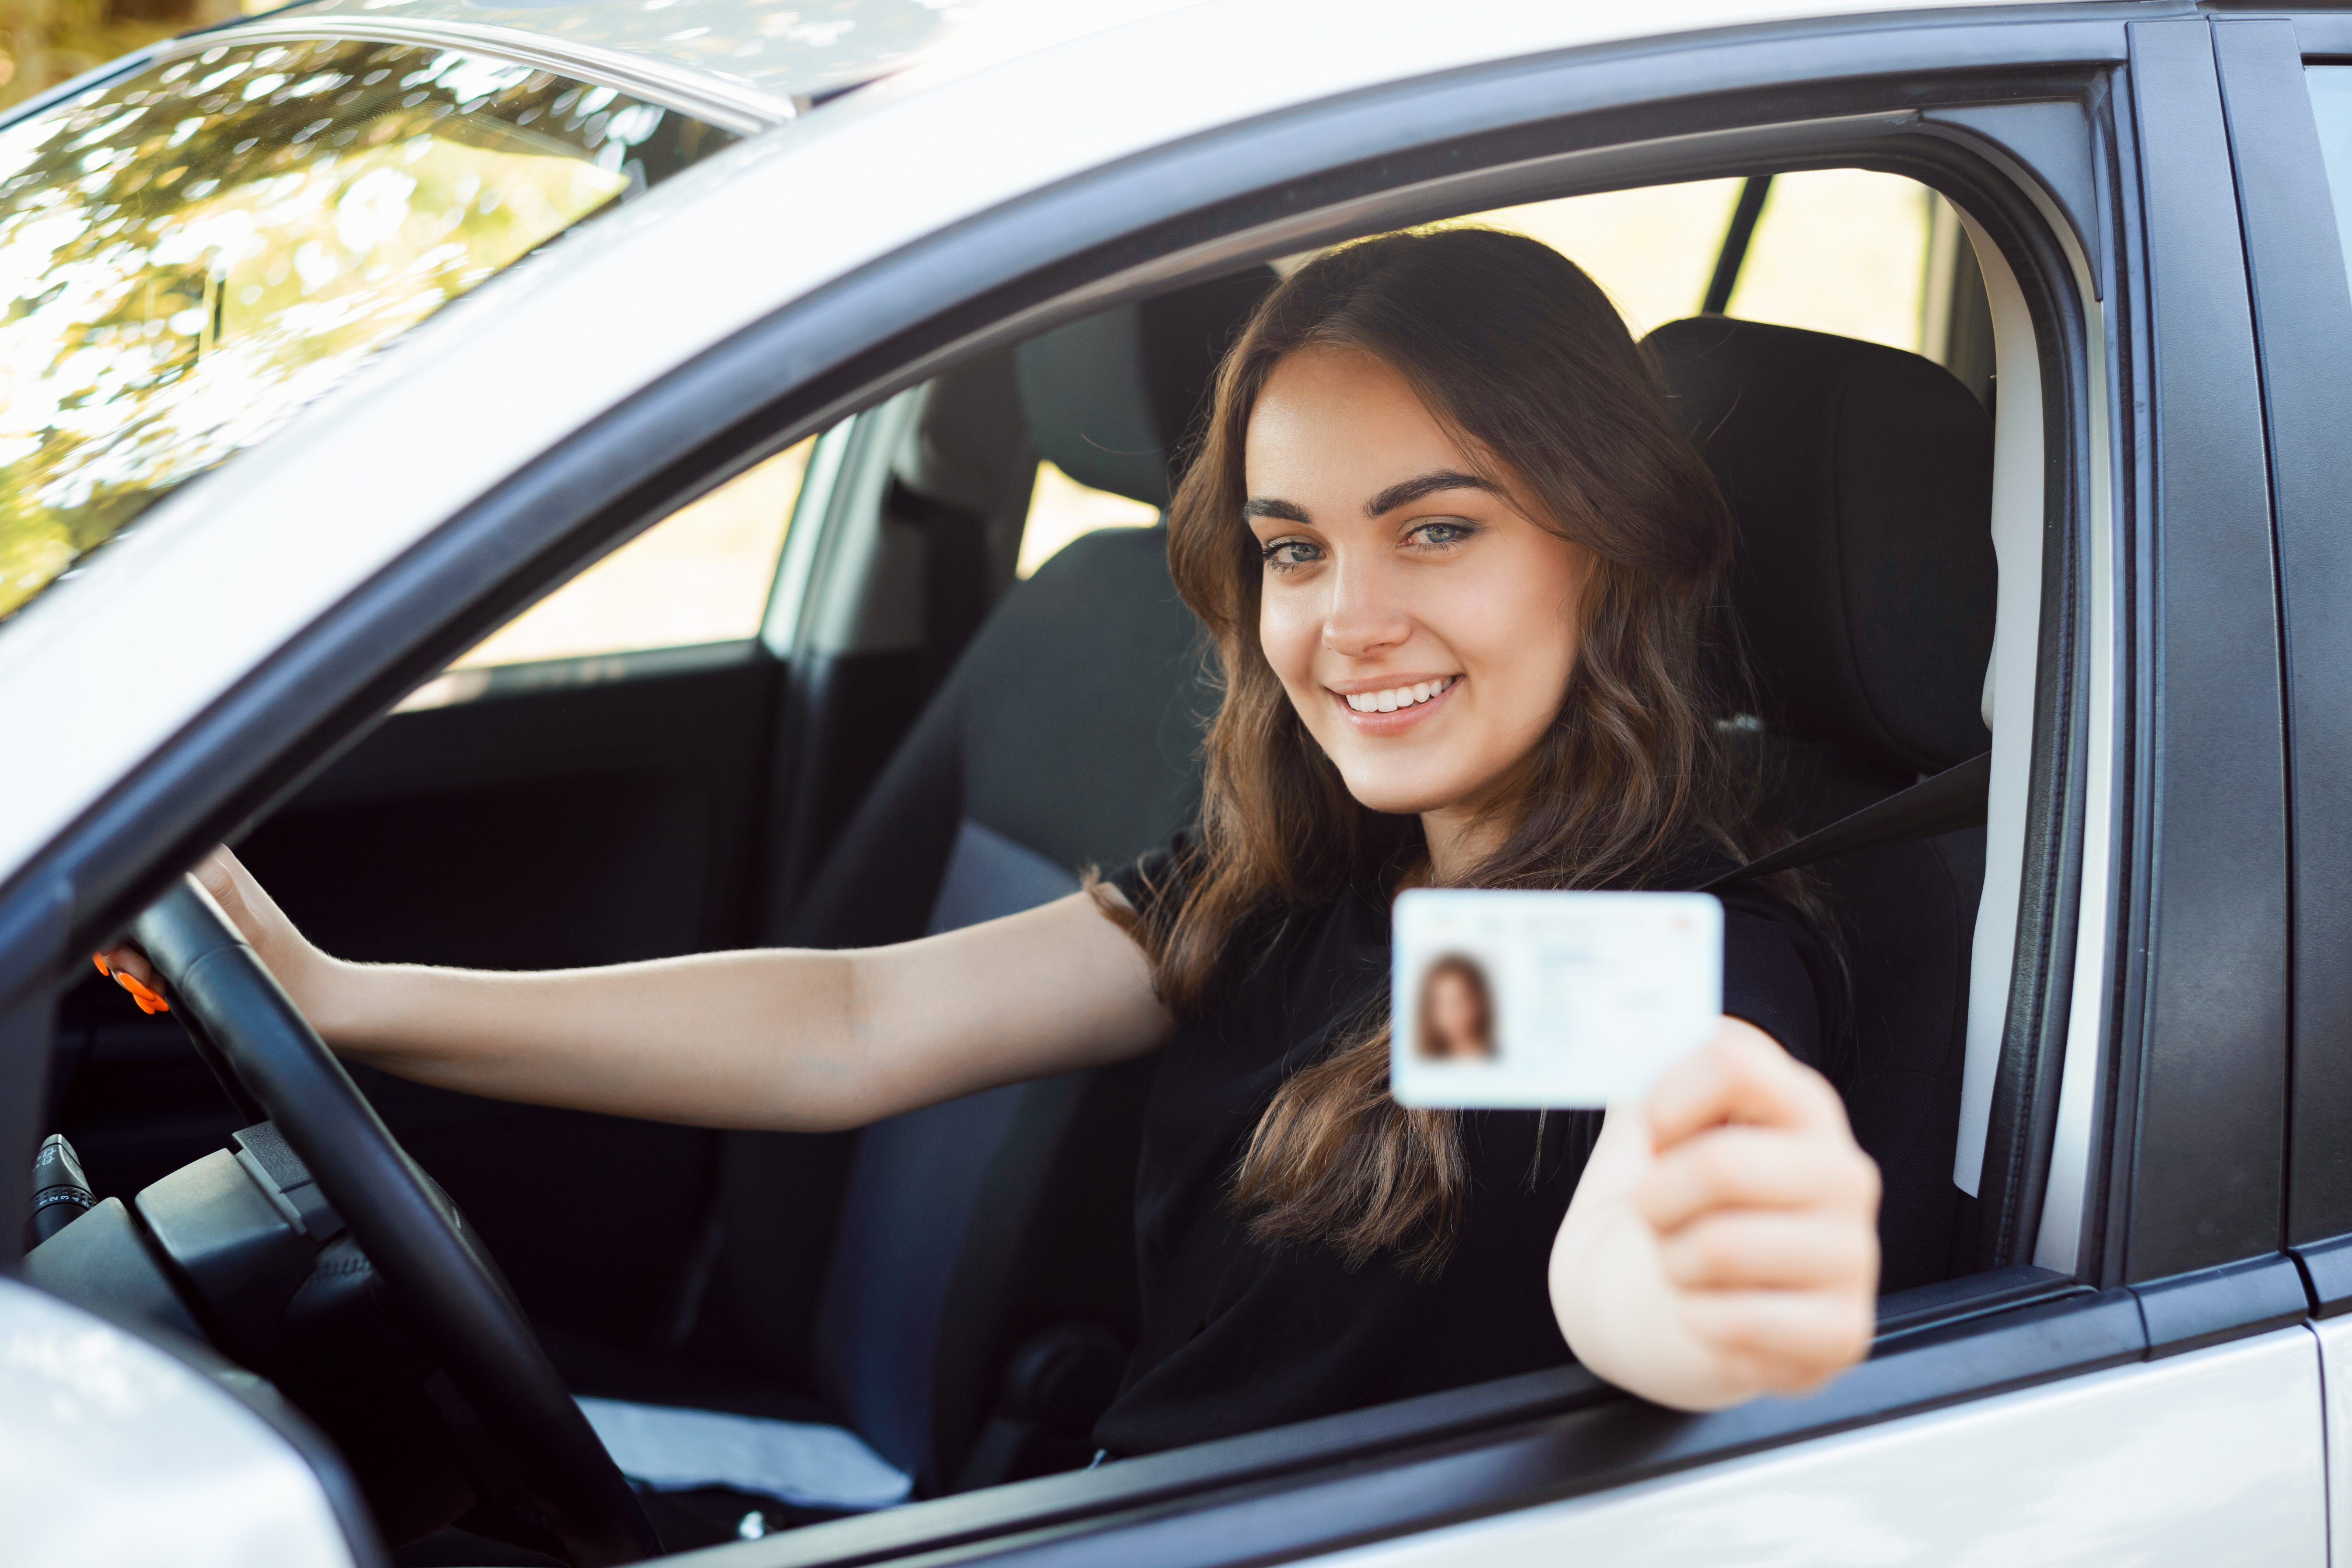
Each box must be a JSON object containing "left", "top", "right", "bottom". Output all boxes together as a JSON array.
[{"left": 3, "top": 5, "right": 2300, "bottom": 1557}]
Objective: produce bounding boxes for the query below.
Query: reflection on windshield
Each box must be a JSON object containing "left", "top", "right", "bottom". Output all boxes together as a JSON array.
[{"left": 0, "top": 39, "right": 734, "bottom": 622}]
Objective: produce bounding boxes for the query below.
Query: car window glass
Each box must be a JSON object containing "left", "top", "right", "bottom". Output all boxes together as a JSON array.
[
  {"left": 1470, "top": 169, "right": 1939, "bottom": 354},
  {"left": 1017, "top": 458, "right": 1158, "bottom": 578},
  {"left": 1005, "top": 171, "right": 1952, "bottom": 588},
  {"left": 393, "top": 437, "right": 814, "bottom": 705},
  {"left": 0, "top": 39, "right": 736, "bottom": 625},
  {"left": 2303, "top": 64, "right": 2352, "bottom": 301}
]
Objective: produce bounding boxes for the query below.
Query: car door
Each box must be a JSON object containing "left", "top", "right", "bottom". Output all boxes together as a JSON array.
[
  {"left": 0, "top": 3, "right": 2330, "bottom": 1561},
  {"left": 637, "top": 11, "right": 2323, "bottom": 1562}
]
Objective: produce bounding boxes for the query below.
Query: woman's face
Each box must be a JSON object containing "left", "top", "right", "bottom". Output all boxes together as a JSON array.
[
  {"left": 1245, "top": 346, "right": 1592, "bottom": 837},
  {"left": 1424, "top": 967, "right": 1490, "bottom": 1057}
]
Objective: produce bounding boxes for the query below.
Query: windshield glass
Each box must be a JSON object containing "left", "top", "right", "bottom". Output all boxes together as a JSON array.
[{"left": 0, "top": 39, "right": 735, "bottom": 623}]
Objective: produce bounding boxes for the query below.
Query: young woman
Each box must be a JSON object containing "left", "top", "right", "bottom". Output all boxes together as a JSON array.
[{"left": 108, "top": 227, "right": 1880, "bottom": 1447}]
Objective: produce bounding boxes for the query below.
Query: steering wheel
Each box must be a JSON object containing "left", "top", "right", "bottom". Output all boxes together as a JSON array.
[{"left": 134, "top": 876, "right": 661, "bottom": 1566}]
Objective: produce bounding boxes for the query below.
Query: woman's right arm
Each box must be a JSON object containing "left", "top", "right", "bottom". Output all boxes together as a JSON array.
[{"left": 111, "top": 847, "right": 1174, "bottom": 1133}]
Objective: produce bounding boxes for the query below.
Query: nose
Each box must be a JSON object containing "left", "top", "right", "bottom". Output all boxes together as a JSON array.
[{"left": 1321, "top": 556, "right": 1412, "bottom": 661}]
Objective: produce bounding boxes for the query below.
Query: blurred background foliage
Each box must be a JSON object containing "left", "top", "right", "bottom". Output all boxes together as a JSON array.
[{"left": 0, "top": 0, "right": 248, "bottom": 114}]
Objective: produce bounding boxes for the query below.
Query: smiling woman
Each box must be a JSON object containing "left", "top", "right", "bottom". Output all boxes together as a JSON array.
[{"left": 0, "top": 38, "right": 735, "bottom": 623}]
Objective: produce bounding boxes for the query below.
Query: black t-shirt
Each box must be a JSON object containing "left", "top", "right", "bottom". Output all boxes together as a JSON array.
[{"left": 1093, "top": 843, "right": 1832, "bottom": 1457}]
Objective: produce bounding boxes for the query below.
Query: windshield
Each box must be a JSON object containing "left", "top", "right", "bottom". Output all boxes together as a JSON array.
[{"left": 0, "top": 38, "right": 736, "bottom": 623}]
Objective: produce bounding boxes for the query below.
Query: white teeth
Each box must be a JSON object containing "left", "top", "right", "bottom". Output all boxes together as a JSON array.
[{"left": 1344, "top": 676, "right": 1454, "bottom": 714}]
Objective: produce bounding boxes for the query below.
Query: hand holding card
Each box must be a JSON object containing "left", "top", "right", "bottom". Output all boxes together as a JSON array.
[{"left": 1390, "top": 889, "right": 1722, "bottom": 1109}]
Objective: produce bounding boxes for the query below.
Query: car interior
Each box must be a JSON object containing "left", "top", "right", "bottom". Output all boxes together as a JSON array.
[{"left": 38, "top": 168, "right": 2011, "bottom": 1563}]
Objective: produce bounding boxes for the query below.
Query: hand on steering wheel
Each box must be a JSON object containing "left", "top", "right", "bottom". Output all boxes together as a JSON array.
[{"left": 130, "top": 875, "right": 660, "bottom": 1566}]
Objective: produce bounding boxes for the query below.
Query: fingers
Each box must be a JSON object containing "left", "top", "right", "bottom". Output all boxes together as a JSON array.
[
  {"left": 195, "top": 844, "right": 284, "bottom": 948},
  {"left": 87, "top": 843, "right": 251, "bottom": 1016},
  {"left": 91, "top": 949, "right": 169, "bottom": 1013},
  {"left": 1658, "top": 1209, "right": 1877, "bottom": 1292},
  {"left": 1631, "top": 1021, "right": 1883, "bottom": 1400},
  {"left": 1639, "top": 1125, "right": 1880, "bottom": 1235},
  {"left": 1647, "top": 1021, "right": 1849, "bottom": 1150},
  {"left": 1680, "top": 1288, "right": 1876, "bottom": 1395}
]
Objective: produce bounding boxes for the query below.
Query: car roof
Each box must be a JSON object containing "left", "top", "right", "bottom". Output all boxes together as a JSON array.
[{"left": 221, "top": 0, "right": 2083, "bottom": 127}]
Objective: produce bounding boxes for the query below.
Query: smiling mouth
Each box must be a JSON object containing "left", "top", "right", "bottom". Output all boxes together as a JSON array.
[{"left": 1339, "top": 675, "right": 1458, "bottom": 714}]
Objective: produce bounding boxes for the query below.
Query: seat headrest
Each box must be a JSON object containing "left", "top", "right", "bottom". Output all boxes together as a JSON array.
[
  {"left": 1015, "top": 268, "right": 1279, "bottom": 508},
  {"left": 1645, "top": 316, "right": 1997, "bottom": 776}
]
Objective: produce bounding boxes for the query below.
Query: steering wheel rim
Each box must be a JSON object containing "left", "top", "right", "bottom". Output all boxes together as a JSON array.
[{"left": 135, "top": 875, "right": 661, "bottom": 1566}]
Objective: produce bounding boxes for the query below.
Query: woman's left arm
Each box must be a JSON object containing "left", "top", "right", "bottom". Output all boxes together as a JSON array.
[{"left": 1548, "top": 1021, "right": 1881, "bottom": 1411}]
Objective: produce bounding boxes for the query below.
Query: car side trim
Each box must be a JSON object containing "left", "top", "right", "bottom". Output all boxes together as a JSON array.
[
  {"left": 2209, "top": 21, "right": 2352, "bottom": 1250},
  {"left": 2102, "top": 18, "right": 2292, "bottom": 1286}
]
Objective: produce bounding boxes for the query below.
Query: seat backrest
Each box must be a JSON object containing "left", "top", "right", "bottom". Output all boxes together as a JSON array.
[
  {"left": 1645, "top": 315, "right": 1997, "bottom": 1292},
  {"left": 756, "top": 270, "right": 1276, "bottom": 1491}
]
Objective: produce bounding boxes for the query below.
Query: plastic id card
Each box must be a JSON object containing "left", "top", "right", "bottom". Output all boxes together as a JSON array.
[{"left": 1389, "top": 889, "right": 1722, "bottom": 1109}]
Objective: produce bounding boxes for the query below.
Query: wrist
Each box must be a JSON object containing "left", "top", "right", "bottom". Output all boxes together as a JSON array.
[{"left": 263, "top": 938, "right": 352, "bottom": 1041}]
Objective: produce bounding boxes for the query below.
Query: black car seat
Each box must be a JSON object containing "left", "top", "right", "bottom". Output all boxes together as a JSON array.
[
  {"left": 1645, "top": 315, "right": 1998, "bottom": 1293},
  {"left": 672, "top": 269, "right": 1278, "bottom": 1505},
  {"left": 569, "top": 288, "right": 1989, "bottom": 1543}
]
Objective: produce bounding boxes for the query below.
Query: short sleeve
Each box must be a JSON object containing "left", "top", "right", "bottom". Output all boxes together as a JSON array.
[
  {"left": 1105, "top": 833, "right": 1200, "bottom": 927},
  {"left": 1720, "top": 903, "right": 1827, "bottom": 1070}
]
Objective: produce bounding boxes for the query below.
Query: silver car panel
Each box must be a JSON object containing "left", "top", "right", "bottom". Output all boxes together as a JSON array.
[{"left": 0, "top": 1276, "right": 368, "bottom": 1568}]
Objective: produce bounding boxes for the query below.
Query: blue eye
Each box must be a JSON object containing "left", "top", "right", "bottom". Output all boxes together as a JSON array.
[
  {"left": 1260, "top": 538, "right": 1320, "bottom": 569},
  {"left": 1411, "top": 520, "right": 1476, "bottom": 547}
]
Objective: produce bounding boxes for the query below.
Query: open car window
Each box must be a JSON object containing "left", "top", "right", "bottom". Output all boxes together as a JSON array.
[{"left": 0, "top": 38, "right": 736, "bottom": 625}]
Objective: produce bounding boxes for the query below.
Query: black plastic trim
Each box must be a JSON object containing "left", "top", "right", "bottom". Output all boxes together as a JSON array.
[
  {"left": 2212, "top": 23, "right": 2352, "bottom": 1246},
  {"left": 2291, "top": 1232, "right": 2352, "bottom": 1316},
  {"left": 2109, "top": 19, "right": 2291, "bottom": 1284},
  {"left": 1925, "top": 89, "right": 2101, "bottom": 1270},
  {"left": 2130, "top": 1252, "right": 2311, "bottom": 1356},
  {"left": 0, "top": 875, "right": 67, "bottom": 1269},
  {"left": 1923, "top": 98, "right": 2107, "bottom": 288}
]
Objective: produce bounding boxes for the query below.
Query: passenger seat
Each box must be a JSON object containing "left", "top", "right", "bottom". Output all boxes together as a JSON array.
[{"left": 1646, "top": 314, "right": 1998, "bottom": 1292}]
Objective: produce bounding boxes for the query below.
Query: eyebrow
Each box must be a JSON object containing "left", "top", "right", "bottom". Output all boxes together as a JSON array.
[
  {"left": 1242, "top": 469, "right": 1497, "bottom": 528},
  {"left": 1364, "top": 470, "right": 1498, "bottom": 518}
]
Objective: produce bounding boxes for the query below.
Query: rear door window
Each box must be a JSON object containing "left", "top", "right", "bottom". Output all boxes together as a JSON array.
[
  {"left": 0, "top": 38, "right": 735, "bottom": 623},
  {"left": 1473, "top": 168, "right": 1958, "bottom": 359}
]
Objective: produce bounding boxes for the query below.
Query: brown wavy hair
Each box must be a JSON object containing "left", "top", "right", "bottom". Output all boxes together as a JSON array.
[{"left": 1109, "top": 227, "right": 1761, "bottom": 1276}]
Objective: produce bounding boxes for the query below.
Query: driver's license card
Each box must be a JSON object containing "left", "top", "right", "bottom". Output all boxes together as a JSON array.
[{"left": 1389, "top": 889, "right": 1722, "bottom": 1109}]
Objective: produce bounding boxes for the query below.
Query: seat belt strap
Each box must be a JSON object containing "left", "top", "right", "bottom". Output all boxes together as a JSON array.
[{"left": 1702, "top": 749, "right": 1991, "bottom": 892}]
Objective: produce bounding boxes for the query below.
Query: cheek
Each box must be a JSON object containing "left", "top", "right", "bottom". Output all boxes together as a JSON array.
[
  {"left": 1257, "top": 586, "right": 1324, "bottom": 693},
  {"left": 1441, "top": 549, "right": 1582, "bottom": 696}
]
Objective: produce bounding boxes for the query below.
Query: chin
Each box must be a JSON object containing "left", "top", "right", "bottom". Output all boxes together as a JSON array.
[{"left": 1332, "top": 766, "right": 1478, "bottom": 820}]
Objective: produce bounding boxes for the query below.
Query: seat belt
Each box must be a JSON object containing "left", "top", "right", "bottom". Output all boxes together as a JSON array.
[{"left": 1702, "top": 750, "right": 1991, "bottom": 892}]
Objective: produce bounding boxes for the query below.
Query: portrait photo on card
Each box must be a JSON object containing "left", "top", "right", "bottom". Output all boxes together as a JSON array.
[
  {"left": 1414, "top": 954, "right": 1498, "bottom": 1061},
  {"left": 1391, "top": 889, "right": 1724, "bottom": 1110}
]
